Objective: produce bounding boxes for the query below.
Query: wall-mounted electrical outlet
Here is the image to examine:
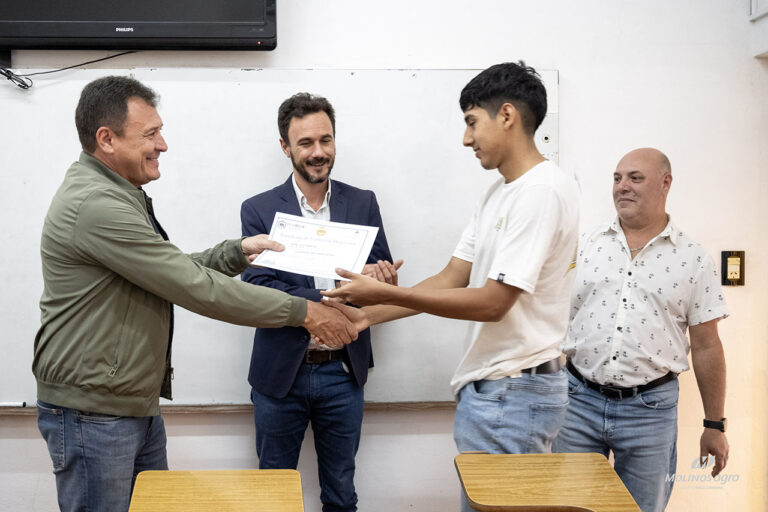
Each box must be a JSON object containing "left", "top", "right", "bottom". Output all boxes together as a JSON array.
[{"left": 721, "top": 251, "right": 745, "bottom": 286}]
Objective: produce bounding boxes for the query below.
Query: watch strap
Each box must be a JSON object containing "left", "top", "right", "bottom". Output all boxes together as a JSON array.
[{"left": 703, "top": 417, "right": 727, "bottom": 432}]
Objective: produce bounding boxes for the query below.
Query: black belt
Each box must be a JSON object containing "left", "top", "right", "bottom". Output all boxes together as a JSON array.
[
  {"left": 521, "top": 357, "right": 562, "bottom": 375},
  {"left": 566, "top": 359, "right": 677, "bottom": 400},
  {"left": 304, "top": 350, "right": 345, "bottom": 365}
]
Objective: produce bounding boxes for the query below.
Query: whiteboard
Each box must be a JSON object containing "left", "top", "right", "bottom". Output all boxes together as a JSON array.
[{"left": 0, "top": 68, "right": 558, "bottom": 405}]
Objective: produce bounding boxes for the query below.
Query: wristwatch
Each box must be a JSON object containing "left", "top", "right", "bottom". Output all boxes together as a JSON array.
[{"left": 703, "top": 417, "right": 727, "bottom": 432}]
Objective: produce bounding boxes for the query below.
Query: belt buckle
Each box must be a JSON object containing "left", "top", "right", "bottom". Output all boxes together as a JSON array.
[
  {"left": 599, "top": 385, "right": 625, "bottom": 400},
  {"left": 305, "top": 350, "right": 332, "bottom": 364},
  {"left": 599, "top": 384, "right": 638, "bottom": 400}
]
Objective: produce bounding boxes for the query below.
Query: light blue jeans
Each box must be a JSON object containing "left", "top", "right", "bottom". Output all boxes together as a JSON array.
[
  {"left": 454, "top": 370, "right": 568, "bottom": 511},
  {"left": 552, "top": 371, "right": 679, "bottom": 512},
  {"left": 37, "top": 400, "right": 168, "bottom": 512}
]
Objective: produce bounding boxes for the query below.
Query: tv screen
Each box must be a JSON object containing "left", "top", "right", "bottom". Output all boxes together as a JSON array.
[{"left": 0, "top": 0, "right": 276, "bottom": 51}]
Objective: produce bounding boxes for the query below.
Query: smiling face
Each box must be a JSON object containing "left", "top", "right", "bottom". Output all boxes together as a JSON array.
[
  {"left": 281, "top": 111, "right": 335, "bottom": 186},
  {"left": 613, "top": 148, "right": 672, "bottom": 227},
  {"left": 105, "top": 97, "right": 167, "bottom": 187},
  {"left": 462, "top": 105, "right": 508, "bottom": 171}
]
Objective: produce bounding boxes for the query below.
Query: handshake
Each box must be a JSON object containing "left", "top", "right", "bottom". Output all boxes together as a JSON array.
[
  {"left": 244, "top": 233, "right": 403, "bottom": 346},
  {"left": 302, "top": 300, "right": 367, "bottom": 348},
  {"left": 301, "top": 259, "right": 403, "bottom": 347}
]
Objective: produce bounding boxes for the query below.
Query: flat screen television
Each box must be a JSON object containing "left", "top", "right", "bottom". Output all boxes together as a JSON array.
[{"left": 0, "top": 0, "right": 276, "bottom": 60}]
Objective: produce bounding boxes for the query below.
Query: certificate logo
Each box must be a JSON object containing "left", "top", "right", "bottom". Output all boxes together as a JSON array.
[{"left": 316, "top": 227, "right": 327, "bottom": 236}]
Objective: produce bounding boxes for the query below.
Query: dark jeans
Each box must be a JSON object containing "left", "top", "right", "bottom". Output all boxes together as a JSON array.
[
  {"left": 37, "top": 400, "right": 168, "bottom": 512},
  {"left": 251, "top": 360, "right": 364, "bottom": 512}
]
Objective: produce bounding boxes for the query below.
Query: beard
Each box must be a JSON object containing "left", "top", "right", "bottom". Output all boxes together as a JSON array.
[{"left": 292, "top": 153, "right": 334, "bottom": 184}]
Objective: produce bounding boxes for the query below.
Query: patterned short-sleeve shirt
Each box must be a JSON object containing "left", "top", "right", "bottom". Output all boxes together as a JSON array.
[{"left": 561, "top": 217, "right": 728, "bottom": 386}]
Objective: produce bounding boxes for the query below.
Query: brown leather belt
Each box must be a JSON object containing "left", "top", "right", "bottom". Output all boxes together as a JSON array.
[
  {"left": 521, "top": 357, "right": 562, "bottom": 375},
  {"left": 304, "top": 350, "right": 345, "bottom": 365}
]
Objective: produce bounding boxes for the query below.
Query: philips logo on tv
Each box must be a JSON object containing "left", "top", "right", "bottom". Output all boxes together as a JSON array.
[{"left": 115, "top": 27, "right": 134, "bottom": 32}]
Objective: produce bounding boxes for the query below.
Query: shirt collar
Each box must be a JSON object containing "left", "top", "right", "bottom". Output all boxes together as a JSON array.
[
  {"left": 604, "top": 215, "right": 679, "bottom": 246},
  {"left": 291, "top": 174, "right": 332, "bottom": 213}
]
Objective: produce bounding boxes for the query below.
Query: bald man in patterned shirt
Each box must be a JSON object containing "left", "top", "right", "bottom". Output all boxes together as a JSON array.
[{"left": 553, "top": 148, "right": 729, "bottom": 512}]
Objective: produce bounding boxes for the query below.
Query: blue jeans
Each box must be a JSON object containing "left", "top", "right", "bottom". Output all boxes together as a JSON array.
[
  {"left": 251, "top": 360, "right": 364, "bottom": 512},
  {"left": 36, "top": 400, "right": 168, "bottom": 512},
  {"left": 454, "top": 370, "right": 568, "bottom": 512},
  {"left": 552, "top": 370, "right": 679, "bottom": 512}
]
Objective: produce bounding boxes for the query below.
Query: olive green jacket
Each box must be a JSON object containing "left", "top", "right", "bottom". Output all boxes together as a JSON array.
[{"left": 34, "top": 152, "right": 306, "bottom": 417}]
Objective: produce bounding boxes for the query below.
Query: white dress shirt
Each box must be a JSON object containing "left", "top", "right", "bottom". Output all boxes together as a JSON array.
[
  {"left": 291, "top": 175, "right": 338, "bottom": 351},
  {"left": 562, "top": 217, "right": 728, "bottom": 386}
]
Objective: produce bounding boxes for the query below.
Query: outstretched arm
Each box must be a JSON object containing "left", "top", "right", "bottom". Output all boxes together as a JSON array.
[{"left": 323, "top": 257, "right": 521, "bottom": 327}]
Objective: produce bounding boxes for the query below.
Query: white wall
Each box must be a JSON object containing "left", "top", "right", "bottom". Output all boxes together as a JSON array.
[{"left": 2, "top": 1, "right": 767, "bottom": 510}]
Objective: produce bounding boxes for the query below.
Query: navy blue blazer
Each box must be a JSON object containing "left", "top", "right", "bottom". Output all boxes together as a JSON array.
[{"left": 240, "top": 176, "right": 394, "bottom": 399}]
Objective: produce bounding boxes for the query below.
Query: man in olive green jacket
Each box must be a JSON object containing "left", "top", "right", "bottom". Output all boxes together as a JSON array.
[{"left": 34, "top": 76, "right": 356, "bottom": 512}]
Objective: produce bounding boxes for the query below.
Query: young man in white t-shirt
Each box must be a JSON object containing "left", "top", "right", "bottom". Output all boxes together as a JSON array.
[{"left": 322, "top": 61, "right": 580, "bottom": 509}]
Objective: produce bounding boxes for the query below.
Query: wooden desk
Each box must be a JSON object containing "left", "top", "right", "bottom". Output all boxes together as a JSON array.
[
  {"left": 455, "top": 453, "right": 640, "bottom": 512},
  {"left": 128, "top": 469, "right": 304, "bottom": 512}
]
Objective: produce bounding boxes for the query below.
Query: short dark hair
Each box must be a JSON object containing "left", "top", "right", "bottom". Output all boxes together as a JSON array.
[
  {"left": 459, "top": 61, "right": 547, "bottom": 135},
  {"left": 75, "top": 75, "right": 159, "bottom": 153},
  {"left": 277, "top": 92, "right": 336, "bottom": 143}
]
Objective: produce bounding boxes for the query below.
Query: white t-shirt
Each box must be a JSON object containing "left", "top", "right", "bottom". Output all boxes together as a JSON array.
[
  {"left": 561, "top": 217, "right": 728, "bottom": 386},
  {"left": 449, "top": 160, "right": 580, "bottom": 395}
]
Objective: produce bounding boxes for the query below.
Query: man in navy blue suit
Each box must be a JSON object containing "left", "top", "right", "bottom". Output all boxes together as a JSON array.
[{"left": 240, "top": 93, "right": 400, "bottom": 512}]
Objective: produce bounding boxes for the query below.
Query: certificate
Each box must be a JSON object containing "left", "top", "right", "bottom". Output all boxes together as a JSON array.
[{"left": 252, "top": 212, "right": 379, "bottom": 280}]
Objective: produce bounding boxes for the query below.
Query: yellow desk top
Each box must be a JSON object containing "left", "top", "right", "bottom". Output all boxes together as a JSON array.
[
  {"left": 455, "top": 453, "right": 640, "bottom": 512},
  {"left": 128, "top": 469, "right": 304, "bottom": 512}
]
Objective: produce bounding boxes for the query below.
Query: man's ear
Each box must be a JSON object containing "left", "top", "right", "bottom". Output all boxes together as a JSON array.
[
  {"left": 499, "top": 102, "right": 519, "bottom": 130},
  {"left": 95, "top": 126, "right": 115, "bottom": 154},
  {"left": 661, "top": 172, "right": 673, "bottom": 196},
  {"left": 279, "top": 138, "right": 291, "bottom": 158}
]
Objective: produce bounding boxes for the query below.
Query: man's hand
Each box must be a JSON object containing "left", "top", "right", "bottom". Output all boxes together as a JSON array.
[
  {"left": 303, "top": 300, "right": 358, "bottom": 348},
  {"left": 699, "top": 428, "right": 729, "bottom": 477},
  {"left": 241, "top": 234, "right": 285, "bottom": 263},
  {"left": 362, "top": 259, "right": 404, "bottom": 285},
  {"left": 322, "top": 300, "right": 371, "bottom": 332},
  {"left": 321, "top": 268, "right": 394, "bottom": 306}
]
